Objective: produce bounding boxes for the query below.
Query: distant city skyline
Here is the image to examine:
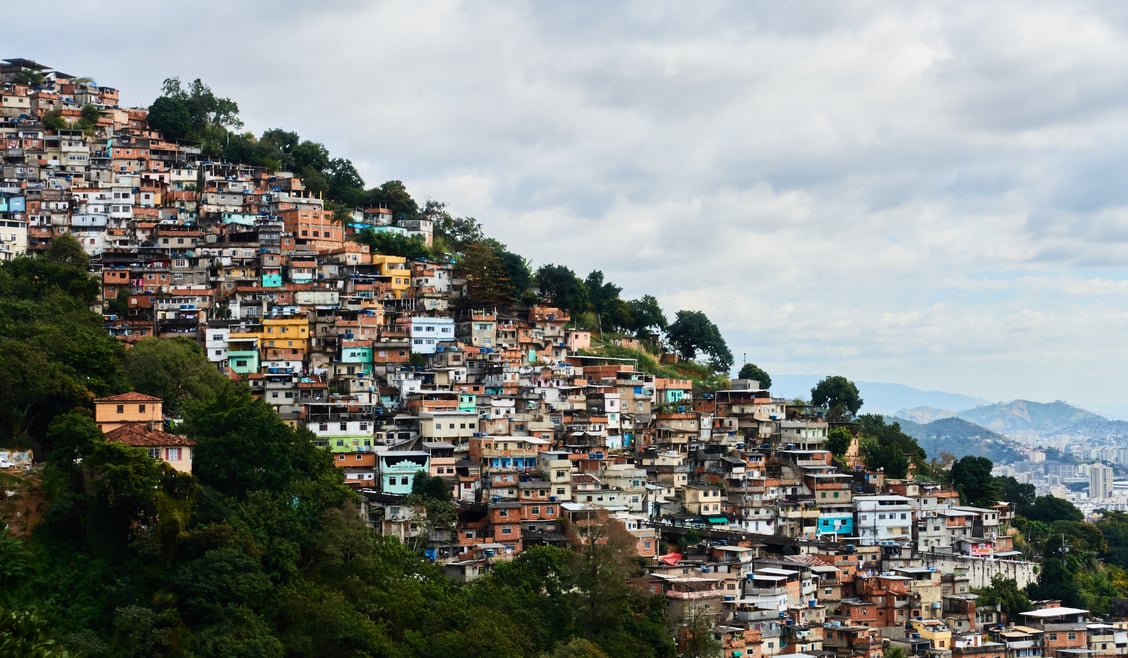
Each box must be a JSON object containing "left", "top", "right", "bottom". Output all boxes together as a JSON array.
[{"left": 16, "top": 1, "right": 1128, "bottom": 417}]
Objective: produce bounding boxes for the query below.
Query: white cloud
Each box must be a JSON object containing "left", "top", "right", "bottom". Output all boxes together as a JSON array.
[{"left": 15, "top": 0, "right": 1128, "bottom": 415}]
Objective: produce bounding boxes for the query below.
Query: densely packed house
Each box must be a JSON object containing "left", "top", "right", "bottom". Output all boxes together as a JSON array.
[{"left": 5, "top": 57, "right": 1122, "bottom": 658}]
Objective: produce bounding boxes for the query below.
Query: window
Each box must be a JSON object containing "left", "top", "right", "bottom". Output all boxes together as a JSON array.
[
  {"left": 117, "top": 404, "right": 124, "bottom": 414},
  {"left": 501, "top": 527, "right": 512, "bottom": 535},
  {"left": 139, "top": 404, "right": 146, "bottom": 413},
  {"left": 545, "top": 506, "right": 554, "bottom": 515},
  {"left": 167, "top": 448, "right": 181, "bottom": 461},
  {"left": 530, "top": 506, "right": 540, "bottom": 515},
  {"left": 148, "top": 448, "right": 160, "bottom": 459}
]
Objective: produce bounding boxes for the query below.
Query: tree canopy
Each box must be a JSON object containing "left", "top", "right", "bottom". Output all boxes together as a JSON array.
[
  {"left": 536, "top": 264, "right": 590, "bottom": 316},
  {"left": 856, "top": 414, "right": 926, "bottom": 479},
  {"left": 666, "top": 310, "right": 733, "bottom": 372},
  {"left": 737, "top": 363, "right": 771, "bottom": 389},
  {"left": 122, "top": 337, "right": 229, "bottom": 418},
  {"left": 147, "top": 77, "right": 242, "bottom": 154},
  {"left": 0, "top": 237, "right": 124, "bottom": 448},
  {"left": 950, "top": 456, "right": 1000, "bottom": 507},
  {"left": 810, "top": 375, "right": 863, "bottom": 420}
]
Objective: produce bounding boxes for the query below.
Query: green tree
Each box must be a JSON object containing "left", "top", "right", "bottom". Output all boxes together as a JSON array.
[
  {"left": 826, "top": 426, "right": 852, "bottom": 459},
  {"left": 997, "top": 475, "right": 1036, "bottom": 516},
  {"left": 498, "top": 249, "right": 533, "bottom": 300},
  {"left": 411, "top": 472, "right": 453, "bottom": 502},
  {"left": 950, "top": 456, "right": 1000, "bottom": 507},
  {"left": 325, "top": 157, "right": 365, "bottom": 207},
  {"left": 0, "top": 242, "right": 124, "bottom": 446},
  {"left": 42, "top": 109, "right": 67, "bottom": 131},
  {"left": 13, "top": 69, "right": 46, "bottom": 87},
  {"left": 181, "top": 385, "right": 341, "bottom": 500},
  {"left": 44, "top": 411, "right": 102, "bottom": 470},
  {"left": 146, "top": 96, "right": 192, "bottom": 140},
  {"left": 0, "top": 527, "right": 30, "bottom": 601},
  {"left": 737, "top": 363, "right": 771, "bottom": 389},
  {"left": 364, "top": 180, "right": 419, "bottom": 220},
  {"left": 857, "top": 414, "right": 926, "bottom": 479},
  {"left": 354, "top": 229, "right": 431, "bottom": 260},
  {"left": 811, "top": 375, "right": 863, "bottom": 420},
  {"left": 1025, "top": 495, "right": 1083, "bottom": 524},
  {"left": 75, "top": 104, "right": 101, "bottom": 135},
  {"left": 122, "top": 337, "right": 228, "bottom": 418},
  {"left": 666, "top": 310, "right": 732, "bottom": 372},
  {"left": 972, "top": 575, "right": 1031, "bottom": 620},
  {"left": 584, "top": 270, "right": 624, "bottom": 333},
  {"left": 148, "top": 78, "right": 241, "bottom": 149},
  {"left": 1097, "top": 511, "right": 1128, "bottom": 569},
  {"left": 162, "top": 77, "right": 242, "bottom": 133},
  {"left": 44, "top": 232, "right": 90, "bottom": 270},
  {"left": 550, "top": 637, "right": 610, "bottom": 658},
  {"left": 0, "top": 608, "right": 72, "bottom": 657},
  {"left": 626, "top": 295, "right": 667, "bottom": 339},
  {"left": 566, "top": 510, "right": 643, "bottom": 639},
  {"left": 536, "top": 264, "right": 591, "bottom": 316},
  {"left": 432, "top": 208, "right": 485, "bottom": 252},
  {"left": 457, "top": 241, "right": 516, "bottom": 306}
]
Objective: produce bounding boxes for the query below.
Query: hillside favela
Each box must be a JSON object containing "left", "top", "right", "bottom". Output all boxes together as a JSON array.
[{"left": 5, "top": 55, "right": 1128, "bottom": 658}]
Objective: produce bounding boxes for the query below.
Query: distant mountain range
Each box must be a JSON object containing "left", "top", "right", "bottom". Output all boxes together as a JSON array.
[
  {"left": 772, "top": 374, "right": 1128, "bottom": 461},
  {"left": 955, "top": 400, "right": 1103, "bottom": 438},
  {"left": 770, "top": 375, "right": 990, "bottom": 415},
  {"left": 888, "top": 416, "right": 1026, "bottom": 465}
]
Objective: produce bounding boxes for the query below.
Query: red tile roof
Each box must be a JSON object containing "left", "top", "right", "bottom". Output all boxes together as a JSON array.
[
  {"left": 104, "top": 424, "right": 195, "bottom": 447},
  {"left": 95, "top": 392, "right": 162, "bottom": 402}
]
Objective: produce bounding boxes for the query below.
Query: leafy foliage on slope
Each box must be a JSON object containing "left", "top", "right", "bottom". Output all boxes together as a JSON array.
[{"left": 0, "top": 249, "right": 676, "bottom": 657}]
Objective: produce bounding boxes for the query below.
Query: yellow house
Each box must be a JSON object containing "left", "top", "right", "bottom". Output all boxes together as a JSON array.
[
  {"left": 262, "top": 316, "right": 310, "bottom": 352},
  {"left": 909, "top": 618, "right": 952, "bottom": 651},
  {"left": 370, "top": 254, "right": 410, "bottom": 299},
  {"left": 94, "top": 392, "right": 163, "bottom": 433}
]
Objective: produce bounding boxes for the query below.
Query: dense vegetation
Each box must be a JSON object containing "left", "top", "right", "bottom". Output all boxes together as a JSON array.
[{"left": 0, "top": 242, "right": 678, "bottom": 657}]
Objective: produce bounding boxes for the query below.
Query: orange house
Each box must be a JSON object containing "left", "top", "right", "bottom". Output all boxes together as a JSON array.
[
  {"left": 94, "top": 392, "right": 163, "bottom": 432},
  {"left": 278, "top": 207, "right": 343, "bottom": 252},
  {"left": 104, "top": 424, "right": 195, "bottom": 473}
]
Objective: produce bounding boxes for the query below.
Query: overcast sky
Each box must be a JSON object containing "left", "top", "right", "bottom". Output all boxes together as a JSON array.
[{"left": 16, "top": 1, "right": 1128, "bottom": 417}]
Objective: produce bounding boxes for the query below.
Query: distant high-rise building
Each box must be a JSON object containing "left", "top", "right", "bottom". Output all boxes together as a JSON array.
[{"left": 1090, "top": 463, "right": 1114, "bottom": 500}]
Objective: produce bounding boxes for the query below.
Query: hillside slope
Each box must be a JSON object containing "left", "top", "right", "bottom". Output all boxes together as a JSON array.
[
  {"left": 956, "top": 400, "right": 1103, "bottom": 439},
  {"left": 891, "top": 416, "right": 1025, "bottom": 464}
]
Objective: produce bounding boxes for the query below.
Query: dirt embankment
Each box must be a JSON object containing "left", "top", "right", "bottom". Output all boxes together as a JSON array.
[{"left": 0, "top": 468, "right": 48, "bottom": 537}]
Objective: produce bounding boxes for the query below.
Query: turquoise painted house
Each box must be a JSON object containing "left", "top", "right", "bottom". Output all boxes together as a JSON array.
[
  {"left": 379, "top": 451, "right": 430, "bottom": 495},
  {"left": 340, "top": 344, "right": 374, "bottom": 376}
]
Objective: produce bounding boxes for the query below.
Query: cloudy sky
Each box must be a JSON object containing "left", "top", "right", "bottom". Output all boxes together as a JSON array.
[{"left": 16, "top": 1, "right": 1128, "bottom": 416}]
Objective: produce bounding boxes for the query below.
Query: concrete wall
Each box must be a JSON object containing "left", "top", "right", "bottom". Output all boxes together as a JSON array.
[{"left": 928, "top": 554, "right": 1038, "bottom": 589}]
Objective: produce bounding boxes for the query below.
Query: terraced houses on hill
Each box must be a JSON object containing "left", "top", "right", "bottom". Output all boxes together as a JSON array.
[{"left": 4, "top": 58, "right": 1125, "bottom": 658}]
